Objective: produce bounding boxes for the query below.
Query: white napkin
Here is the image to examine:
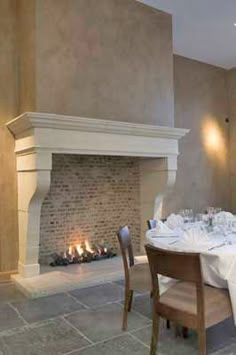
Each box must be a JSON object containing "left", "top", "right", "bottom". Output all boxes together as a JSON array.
[
  {"left": 166, "top": 213, "right": 184, "bottom": 229},
  {"left": 177, "top": 227, "right": 211, "bottom": 251},
  {"left": 154, "top": 220, "right": 176, "bottom": 237},
  {"left": 216, "top": 211, "right": 235, "bottom": 220}
]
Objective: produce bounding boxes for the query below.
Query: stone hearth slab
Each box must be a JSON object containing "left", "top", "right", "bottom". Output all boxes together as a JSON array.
[
  {"left": 0, "top": 318, "right": 90, "bottom": 354},
  {"left": 12, "top": 257, "right": 124, "bottom": 298},
  {"left": 12, "top": 293, "right": 85, "bottom": 323},
  {"left": 72, "top": 334, "right": 149, "bottom": 355},
  {"left": 65, "top": 303, "right": 151, "bottom": 343}
]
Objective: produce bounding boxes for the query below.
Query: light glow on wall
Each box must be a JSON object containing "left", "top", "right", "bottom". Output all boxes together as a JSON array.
[{"left": 202, "top": 116, "right": 227, "bottom": 165}]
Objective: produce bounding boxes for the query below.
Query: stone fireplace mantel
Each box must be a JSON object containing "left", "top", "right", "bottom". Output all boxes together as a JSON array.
[{"left": 7, "top": 112, "right": 188, "bottom": 278}]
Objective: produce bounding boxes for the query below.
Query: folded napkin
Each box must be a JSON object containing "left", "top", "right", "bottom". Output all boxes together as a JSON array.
[
  {"left": 216, "top": 211, "right": 235, "bottom": 220},
  {"left": 166, "top": 214, "right": 184, "bottom": 229},
  {"left": 178, "top": 227, "right": 211, "bottom": 251},
  {"left": 154, "top": 220, "right": 176, "bottom": 237}
]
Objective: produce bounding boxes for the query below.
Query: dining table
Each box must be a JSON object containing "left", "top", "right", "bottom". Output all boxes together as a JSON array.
[{"left": 146, "top": 222, "right": 236, "bottom": 324}]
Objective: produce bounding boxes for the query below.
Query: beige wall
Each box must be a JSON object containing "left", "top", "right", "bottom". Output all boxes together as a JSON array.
[
  {"left": 226, "top": 68, "right": 236, "bottom": 212},
  {"left": 35, "top": 0, "right": 174, "bottom": 126},
  {"left": 164, "top": 55, "right": 230, "bottom": 215},
  {"left": 17, "top": 0, "right": 36, "bottom": 112},
  {"left": 0, "top": 0, "right": 18, "bottom": 272}
]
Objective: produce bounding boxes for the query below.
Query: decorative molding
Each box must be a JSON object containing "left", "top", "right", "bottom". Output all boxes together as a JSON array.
[{"left": 7, "top": 112, "right": 188, "bottom": 140}]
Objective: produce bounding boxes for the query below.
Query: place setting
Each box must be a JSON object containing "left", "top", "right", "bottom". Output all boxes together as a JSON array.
[{"left": 146, "top": 207, "right": 236, "bottom": 253}]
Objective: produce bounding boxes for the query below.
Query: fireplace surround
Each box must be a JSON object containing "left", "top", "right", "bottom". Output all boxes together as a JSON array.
[{"left": 6, "top": 112, "right": 188, "bottom": 279}]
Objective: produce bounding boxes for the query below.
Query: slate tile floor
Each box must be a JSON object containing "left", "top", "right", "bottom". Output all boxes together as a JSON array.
[{"left": 0, "top": 281, "right": 236, "bottom": 354}]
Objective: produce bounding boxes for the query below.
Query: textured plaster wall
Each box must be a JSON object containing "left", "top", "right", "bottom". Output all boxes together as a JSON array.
[
  {"left": 164, "top": 56, "right": 230, "bottom": 215},
  {"left": 226, "top": 68, "right": 236, "bottom": 212},
  {"left": 40, "top": 155, "right": 140, "bottom": 262},
  {"left": 0, "top": 0, "right": 18, "bottom": 272},
  {"left": 35, "top": 0, "right": 174, "bottom": 125},
  {"left": 17, "top": 0, "right": 36, "bottom": 112}
]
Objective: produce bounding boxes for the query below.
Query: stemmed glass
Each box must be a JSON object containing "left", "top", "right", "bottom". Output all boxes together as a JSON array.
[{"left": 179, "top": 209, "right": 194, "bottom": 224}]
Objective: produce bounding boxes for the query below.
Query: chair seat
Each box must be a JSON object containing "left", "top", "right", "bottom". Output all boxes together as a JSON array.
[
  {"left": 130, "top": 262, "right": 152, "bottom": 292},
  {"left": 134, "top": 255, "right": 148, "bottom": 264},
  {"left": 158, "top": 281, "right": 232, "bottom": 329}
]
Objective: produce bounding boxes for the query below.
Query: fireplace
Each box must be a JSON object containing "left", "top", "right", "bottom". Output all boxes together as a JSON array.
[
  {"left": 40, "top": 154, "right": 140, "bottom": 265},
  {"left": 6, "top": 112, "right": 188, "bottom": 279}
]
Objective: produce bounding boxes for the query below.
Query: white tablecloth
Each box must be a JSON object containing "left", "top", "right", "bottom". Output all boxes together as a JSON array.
[{"left": 146, "top": 229, "right": 236, "bottom": 323}]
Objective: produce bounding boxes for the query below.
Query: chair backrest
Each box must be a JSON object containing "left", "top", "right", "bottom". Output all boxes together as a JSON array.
[
  {"left": 147, "top": 219, "right": 167, "bottom": 230},
  {"left": 145, "top": 244, "right": 205, "bottom": 330},
  {"left": 145, "top": 244, "right": 202, "bottom": 285},
  {"left": 117, "top": 226, "right": 134, "bottom": 268},
  {"left": 147, "top": 220, "right": 157, "bottom": 230}
]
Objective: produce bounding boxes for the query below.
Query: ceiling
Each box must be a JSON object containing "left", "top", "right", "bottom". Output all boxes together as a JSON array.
[{"left": 138, "top": 0, "right": 236, "bottom": 69}]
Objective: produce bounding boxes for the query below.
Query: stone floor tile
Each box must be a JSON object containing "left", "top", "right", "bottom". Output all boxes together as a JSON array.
[
  {"left": 65, "top": 302, "right": 150, "bottom": 342},
  {"left": 0, "top": 284, "right": 26, "bottom": 304},
  {"left": 213, "top": 342, "right": 236, "bottom": 355},
  {"left": 207, "top": 318, "right": 236, "bottom": 353},
  {"left": 132, "top": 324, "right": 198, "bottom": 355},
  {"left": 72, "top": 334, "right": 149, "bottom": 355},
  {"left": 0, "top": 303, "right": 25, "bottom": 332},
  {"left": 69, "top": 283, "right": 124, "bottom": 307},
  {"left": 132, "top": 319, "right": 236, "bottom": 355},
  {"left": 132, "top": 294, "right": 153, "bottom": 319},
  {"left": 0, "top": 318, "right": 90, "bottom": 355},
  {"left": 12, "top": 293, "right": 85, "bottom": 323},
  {"left": 113, "top": 280, "right": 147, "bottom": 296}
]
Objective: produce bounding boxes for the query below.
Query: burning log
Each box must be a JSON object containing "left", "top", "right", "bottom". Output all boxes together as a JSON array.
[
  {"left": 50, "top": 252, "right": 70, "bottom": 267},
  {"left": 50, "top": 240, "right": 116, "bottom": 267}
]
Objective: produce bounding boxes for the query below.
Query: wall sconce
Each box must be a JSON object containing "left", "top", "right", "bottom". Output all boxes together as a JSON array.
[{"left": 202, "top": 116, "right": 227, "bottom": 165}]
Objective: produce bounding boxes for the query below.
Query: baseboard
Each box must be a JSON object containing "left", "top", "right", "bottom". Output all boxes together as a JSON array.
[{"left": 0, "top": 270, "right": 18, "bottom": 281}]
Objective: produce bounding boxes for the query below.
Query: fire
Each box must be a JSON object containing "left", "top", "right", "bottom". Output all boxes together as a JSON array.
[
  {"left": 85, "top": 240, "right": 93, "bottom": 253},
  {"left": 76, "top": 244, "right": 84, "bottom": 256},
  {"left": 68, "top": 245, "right": 73, "bottom": 255}
]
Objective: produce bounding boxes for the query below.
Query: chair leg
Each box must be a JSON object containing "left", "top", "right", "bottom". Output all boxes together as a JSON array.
[
  {"left": 182, "top": 327, "right": 188, "bottom": 338},
  {"left": 198, "top": 329, "right": 207, "bottom": 355},
  {"left": 150, "top": 312, "right": 159, "bottom": 355},
  {"left": 128, "top": 290, "right": 133, "bottom": 312},
  {"left": 122, "top": 288, "right": 132, "bottom": 331}
]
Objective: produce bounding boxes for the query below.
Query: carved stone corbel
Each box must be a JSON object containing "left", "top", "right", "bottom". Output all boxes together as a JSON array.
[{"left": 16, "top": 151, "right": 52, "bottom": 277}]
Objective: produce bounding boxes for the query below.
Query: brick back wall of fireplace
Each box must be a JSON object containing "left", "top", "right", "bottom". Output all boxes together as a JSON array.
[{"left": 39, "top": 154, "right": 141, "bottom": 263}]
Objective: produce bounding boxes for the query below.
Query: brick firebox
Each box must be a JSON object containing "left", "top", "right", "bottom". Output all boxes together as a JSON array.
[{"left": 40, "top": 154, "right": 141, "bottom": 263}]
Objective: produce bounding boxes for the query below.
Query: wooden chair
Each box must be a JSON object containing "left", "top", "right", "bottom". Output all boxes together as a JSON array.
[
  {"left": 147, "top": 220, "right": 157, "bottom": 230},
  {"left": 117, "top": 225, "right": 152, "bottom": 331},
  {"left": 147, "top": 219, "right": 167, "bottom": 230},
  {"left": 145, "top": 244, "right": 233, "bottom": 355}
]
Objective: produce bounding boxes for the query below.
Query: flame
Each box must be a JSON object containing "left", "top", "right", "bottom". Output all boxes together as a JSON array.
[
  {"left": 68, "top": 245, "right": 73, "bottom": 255},
  {"left": 76, "top": 244, "right": 83, "bottom": 256},
  {"left": 104, "top": 247, "right": 107, "bottom": 253},
  {"left": 85, "top": 240, "right": 93, "bottom": 253}
]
